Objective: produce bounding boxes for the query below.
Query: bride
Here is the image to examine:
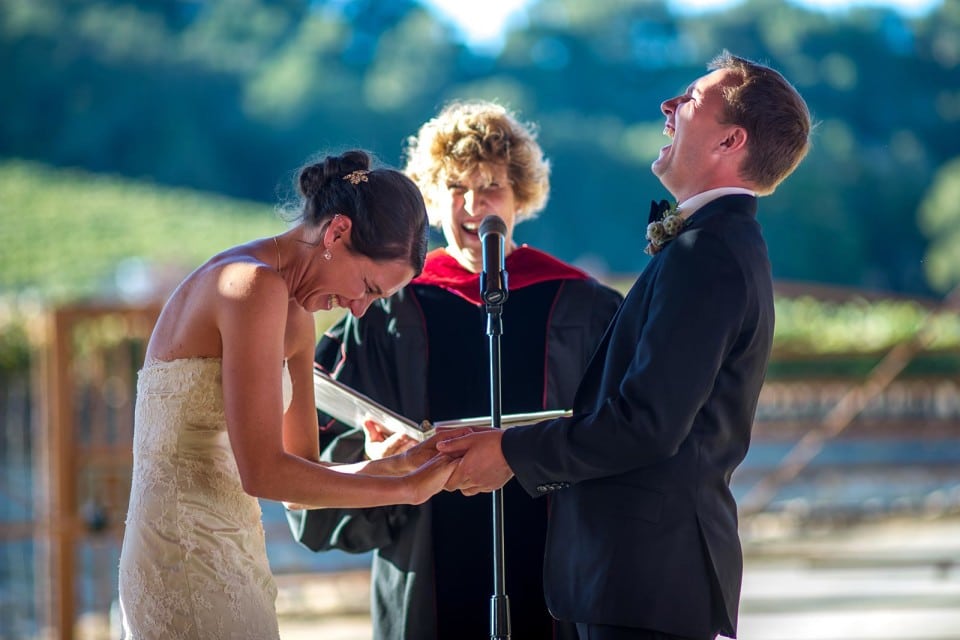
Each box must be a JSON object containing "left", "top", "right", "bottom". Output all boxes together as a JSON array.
[{"left": 118, "top": 149, "right": 461, "bottom": 639}]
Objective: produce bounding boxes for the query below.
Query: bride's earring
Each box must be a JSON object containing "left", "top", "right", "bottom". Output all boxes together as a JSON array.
[{"left": 323, "top": 248, "right": 332, "bottom": 261}]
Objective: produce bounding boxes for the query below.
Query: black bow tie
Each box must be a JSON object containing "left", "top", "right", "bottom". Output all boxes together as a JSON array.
[{"left": 649, "top": 199, "right": 673, "bottom": 225}]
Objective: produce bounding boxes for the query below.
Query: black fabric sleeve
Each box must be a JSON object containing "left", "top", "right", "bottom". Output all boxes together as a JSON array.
[{"left": 288, "top": 292, "right": 425, "bottom": 553}]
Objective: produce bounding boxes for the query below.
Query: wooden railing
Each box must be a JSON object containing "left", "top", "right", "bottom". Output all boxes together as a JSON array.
[{"left": 1, "top": 300, "right": 958, "bottom": 638}]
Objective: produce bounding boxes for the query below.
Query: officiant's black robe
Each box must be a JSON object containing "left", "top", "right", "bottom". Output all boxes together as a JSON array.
[{"left": 287, "top": 246, "right": 621, "bottom": 640}]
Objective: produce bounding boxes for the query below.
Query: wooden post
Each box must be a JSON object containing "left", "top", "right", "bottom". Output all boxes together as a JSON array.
[
  {"left": 35, "top": 308, "right": 78, "bottom": 639},
  {"left": 34, "top": 303, "right": 159, "bottom": 639}
]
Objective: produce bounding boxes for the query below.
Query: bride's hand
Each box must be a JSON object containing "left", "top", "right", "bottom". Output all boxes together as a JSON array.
[
  {"left": 404, "top": 453, "right": 460, "bottom": 505},
  {"left": 395, "top": 427, "right": 475, "bottom": 473}
]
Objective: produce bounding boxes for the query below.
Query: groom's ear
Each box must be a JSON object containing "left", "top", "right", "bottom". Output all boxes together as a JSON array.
[{"left": 718, "top": 126, "right": 748, "bottom": 153}]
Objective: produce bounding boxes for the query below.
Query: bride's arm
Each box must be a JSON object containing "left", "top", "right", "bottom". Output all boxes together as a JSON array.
[{"left": 217, "top": 282, "right": 458, "bottom": 509}]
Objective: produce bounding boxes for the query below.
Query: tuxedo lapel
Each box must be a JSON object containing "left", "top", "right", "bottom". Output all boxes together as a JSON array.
[
  {"left": 573, "top": 194, "right": 758, "bottom": 412},
  {"left": 573, "top": 303, "right": 623, "bottom": 408}
]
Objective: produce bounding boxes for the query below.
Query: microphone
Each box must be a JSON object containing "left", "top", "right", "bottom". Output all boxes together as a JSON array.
[{"left": 479, "top": 215, "right": 509, "bottom": 307}]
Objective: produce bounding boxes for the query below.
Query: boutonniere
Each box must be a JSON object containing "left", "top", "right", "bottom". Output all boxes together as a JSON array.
[{"left": 645, "top": 200, "right": 687, "bottom": 256}]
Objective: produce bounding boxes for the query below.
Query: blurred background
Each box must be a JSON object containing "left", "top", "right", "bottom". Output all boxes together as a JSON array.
[{"left": 1, "top": 0, "right": 959, "bottom": 638}]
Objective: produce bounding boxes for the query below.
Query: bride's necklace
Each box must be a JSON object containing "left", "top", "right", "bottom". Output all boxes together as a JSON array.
[{"left": 273, "top": 236, "right": 282, "bottom": 273}]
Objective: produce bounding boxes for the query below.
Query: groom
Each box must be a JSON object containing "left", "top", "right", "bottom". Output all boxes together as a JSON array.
[{"left": 439, "top": 51, "right": 812, "bottom": 640}]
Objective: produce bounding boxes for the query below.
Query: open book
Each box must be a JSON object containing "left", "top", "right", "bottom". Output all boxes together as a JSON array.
[{"left": 314, "top": 367, "right": 571, "bottom": 442}]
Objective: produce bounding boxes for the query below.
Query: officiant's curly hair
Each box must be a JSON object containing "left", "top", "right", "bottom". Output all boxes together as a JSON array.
[
  {"left": 288, "top": 149, "right": 430, "bottom": 275},
  {"left": 403, "top": 100, "right": 551, "bottom": 224}
]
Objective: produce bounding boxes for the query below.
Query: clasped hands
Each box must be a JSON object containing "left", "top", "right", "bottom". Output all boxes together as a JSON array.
[{"left": 363, "top": 420, "right": 513, "bottom": 496}]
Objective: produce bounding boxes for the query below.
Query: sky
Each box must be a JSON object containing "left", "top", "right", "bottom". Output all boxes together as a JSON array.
[{"left": 421, "top": 0, "right": 944, "bottom": 51}]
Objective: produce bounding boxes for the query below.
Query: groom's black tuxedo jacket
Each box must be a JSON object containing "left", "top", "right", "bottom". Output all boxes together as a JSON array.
[{"left": 502, "top": 194, "right": 773, "bottom": 640}]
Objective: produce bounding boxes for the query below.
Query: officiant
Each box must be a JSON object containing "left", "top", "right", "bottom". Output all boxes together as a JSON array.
[{"left": 286, "top": 100, "right": 622, "bottom": 639}]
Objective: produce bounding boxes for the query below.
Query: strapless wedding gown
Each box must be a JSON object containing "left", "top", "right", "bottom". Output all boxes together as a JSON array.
[{"left": 118, "top": 357, "right": 292, "bottom": 639}]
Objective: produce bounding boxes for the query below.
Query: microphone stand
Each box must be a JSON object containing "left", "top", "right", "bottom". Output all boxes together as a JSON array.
[
  {"left": 479, "top": 215, "right": 510, "bottom": 639},
  {"left": 485, "top": 295, "right": 511, "bottom": 640}
]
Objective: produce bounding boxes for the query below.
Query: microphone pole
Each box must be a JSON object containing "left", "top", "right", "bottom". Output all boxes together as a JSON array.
[{"left": 479, "top": 215, "right": 511, "bottom": 640}]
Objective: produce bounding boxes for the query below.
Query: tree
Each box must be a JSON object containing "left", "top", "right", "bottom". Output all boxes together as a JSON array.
[{"left": 919, "top": 156, "right": 960, "bottom": 293}]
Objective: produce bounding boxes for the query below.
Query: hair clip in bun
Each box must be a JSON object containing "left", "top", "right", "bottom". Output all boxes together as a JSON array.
[{"left": 343, "top": 169, "right": 371, "bottom": 185}]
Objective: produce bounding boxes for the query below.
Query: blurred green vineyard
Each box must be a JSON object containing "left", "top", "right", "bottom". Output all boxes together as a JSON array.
[{"left": 0, "top": 158, "right": 286, "bottom": 302}]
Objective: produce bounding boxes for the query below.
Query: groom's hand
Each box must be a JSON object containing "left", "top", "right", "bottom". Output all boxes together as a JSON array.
[{"left": 437, "top": 429, "right": 513, "bottom": 495}]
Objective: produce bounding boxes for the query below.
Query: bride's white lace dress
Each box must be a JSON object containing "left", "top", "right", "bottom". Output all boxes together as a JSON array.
[{"left": 118, "top": 357, "right": 292, "bottom": 639}]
